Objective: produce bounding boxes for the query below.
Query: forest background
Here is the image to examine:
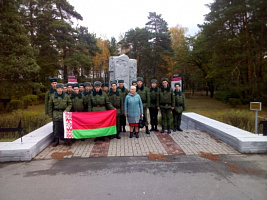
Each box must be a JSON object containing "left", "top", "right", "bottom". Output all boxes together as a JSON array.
[
  {"left": 0, "top": 0, "right": 266, "bottom": 139},
  {"left": 0, "top": 0, "right": 266, "bottom": 103}
]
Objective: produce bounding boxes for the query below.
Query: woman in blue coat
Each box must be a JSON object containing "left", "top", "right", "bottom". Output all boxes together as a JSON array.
[{"left": 124, "top": 86, "right": 143, "bottom": 138}]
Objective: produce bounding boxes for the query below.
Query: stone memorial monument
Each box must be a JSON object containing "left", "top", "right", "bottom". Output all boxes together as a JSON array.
[{"left": 109, "top": 54, "right": 137, "bottom": 89}]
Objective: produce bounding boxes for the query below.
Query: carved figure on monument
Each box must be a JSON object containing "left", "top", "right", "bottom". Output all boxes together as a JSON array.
[{"left": 109, "top": 54, "right": 137, "bottom": 89}]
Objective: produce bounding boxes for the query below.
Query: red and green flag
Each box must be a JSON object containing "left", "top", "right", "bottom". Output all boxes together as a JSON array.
[{"left": 63, "top": 110, "right": 117, "bottom": 139}]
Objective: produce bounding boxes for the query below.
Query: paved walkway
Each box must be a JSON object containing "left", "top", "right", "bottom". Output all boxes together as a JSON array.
[{"left": 34, "top": 128, "right": 239, "bottom": 160}]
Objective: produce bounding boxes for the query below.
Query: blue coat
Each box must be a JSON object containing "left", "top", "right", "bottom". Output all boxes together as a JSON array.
[{"left": 124, "top": 92, "right": 143, "bottom": 123}]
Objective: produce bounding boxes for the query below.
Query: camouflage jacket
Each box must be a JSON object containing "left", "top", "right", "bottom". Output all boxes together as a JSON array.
[
  {"left": 109, "top": 89, "right": 124, "bottom": 115},
  {"left": 88, "top": 89, "right": 114, "bottom": 112},
  {"left": 136, "top": 85, "right": 150, "bottom": 108},
  {"left": 45, "top": 87, "right": 56, "bottom": 115},
  {"left": 48, "top": 92, "right": 72, "bottom": 120},
  {"left": 158, "top": 86, "right": 175, "bottom": 109}
]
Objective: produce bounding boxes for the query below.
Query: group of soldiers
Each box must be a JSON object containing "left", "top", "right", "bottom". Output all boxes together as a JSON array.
[{"left": 45, "top": 76, "right": 186, "bottom": 147}]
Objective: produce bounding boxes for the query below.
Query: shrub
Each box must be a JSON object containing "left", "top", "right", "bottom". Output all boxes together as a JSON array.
[
  {"left": 22, "top": 95, "right": 38, "bottom": 106},
  {"left": 37, "top": 93, "right": 46, "bottom": 103},
  {"left": 22, "top": 99, "right": 30, "bottom": 109},
  {"left": 228, "top": 98, "right": 242, "bottom": 107},
  {"left": 0, "top": 109, "right": 50, "bottom": 141},
  {"left": 214, "top": 91, "right": 227, "bottom": 101},
  {"left": 217, "top": 109, "right": 257, "bottom": 133},
  {"left": 6, "top": 100, "right": 23, "bottom": 112},
  {"left": 214, "top": 90, "right": 241, "bottom": 103}
]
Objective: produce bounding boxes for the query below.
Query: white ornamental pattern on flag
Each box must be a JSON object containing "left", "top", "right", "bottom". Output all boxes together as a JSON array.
[{"left": 64, "top": 112, "right": 73, "bottom": 138}]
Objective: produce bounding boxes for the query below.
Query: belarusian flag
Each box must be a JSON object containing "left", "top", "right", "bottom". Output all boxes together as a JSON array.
[{"left": 63, "top": 110, "right": 117, "bottom": 139}]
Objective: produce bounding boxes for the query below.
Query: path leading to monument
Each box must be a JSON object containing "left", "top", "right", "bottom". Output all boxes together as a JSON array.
[{"left": 34, "top": 129, "right": 239, "bottom": 160}]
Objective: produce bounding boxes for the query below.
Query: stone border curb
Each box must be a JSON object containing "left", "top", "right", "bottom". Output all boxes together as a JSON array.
[
  {"left": 0, "top": 122, "right": 53, "bottom": 162},
  {"left": 181, "top": 112, "right": 267, "bottom": 153}
]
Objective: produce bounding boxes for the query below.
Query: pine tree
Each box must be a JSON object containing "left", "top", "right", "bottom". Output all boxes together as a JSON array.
[
  {"left": 0, "top": 0, "right": 39, "bottom": 97},
  {"left": 145, "top": 12, "right": 173, "bottom": 79}
]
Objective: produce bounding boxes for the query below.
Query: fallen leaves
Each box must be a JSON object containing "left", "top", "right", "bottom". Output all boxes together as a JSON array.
[
  {"left": 51, "top": 151, "right": 73, "bottom": 160},
  {"left": 199, "top": 151, "right": 220, "bottom": 162},
  {"left": 148, "top": 152, "right": 170, "bottom": 162}
]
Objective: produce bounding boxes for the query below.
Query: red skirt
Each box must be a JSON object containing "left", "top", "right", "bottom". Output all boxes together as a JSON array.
[{"left": 129, "top": 123, "right": 138, "bottom": 126}]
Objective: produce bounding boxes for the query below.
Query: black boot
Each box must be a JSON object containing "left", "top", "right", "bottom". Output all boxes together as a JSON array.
[
  {"left": 64, "top": 139, "right": 70, "bottom": 146},
  {"left": 167, "top": 125, "right": 171, "bottom": 134},
  {"left": 123, "top": 126, "right": 126, "bottom": 132},
  {"left": 116, "top": 132, "right": 121, "bottom": 139},
  {"left": 173, "top": 126, "right": 177, "bottom": 132},
  {"left": 146, "top": 126, "right": 150, "bottom": 134},
  {"left": 53, "top": 138, "right": 59, "bottom": 147},
  {"left": 129, "top": 132, "right": 133, "bottom": 138},
  {"left": 94, "top": 137, "right": 99, "bottom": 142},
  {"left": 150, "top": 125, "right": 154, "bottom": 131},
  {"left": 135, "top": 132, "right": 139, "bottom": 138},
  {"left": 109, "top": 134, "right": 115, "bottom": 140},
  {"left": 177, "top": 126, "right": 183, "bottom": 132},
  {"left": 161, "top": 126, "right": 165, "bottom": 133},
  {"left": 80, "top": 139, "right": 85, "bottom": 141}
]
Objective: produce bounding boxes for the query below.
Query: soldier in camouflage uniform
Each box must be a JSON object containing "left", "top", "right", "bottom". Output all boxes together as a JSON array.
[
  {"left": 117, "top": 80, "right": 128, "bottom": 132},
  {"left": 63, "top": 84, "right": 68, "bottom": 93},
  {"left": 70, "top": 84, "right": 85, "bottom": 112},
  {"left": 109, "top": 81, "right": 124, "bottom": 139},
  {"left": 83, "top": 82, "right": 92, "bottom": 112},
  {"left": 45, "top": 77, "right": 57, "bottom": 115},
  {"left": 48, "top": 83, "right": 72, "bottom": 147},
  {"left": 136, "top": 77, "right": 150, "bottom": 134},
  {"left": 88, "top": 81, "right": 115, "bottom": 142},
  {"left": 79, "top": 83, "right": 85, "bottom": 93},
  {"left": 157, "top": 78, "right": 174, "bottom": 134},
  {"left": 149, "top": 79, "right": 159, "bottom": 131},
  {"left": 45, "top": 78, "right": 57, "bottom": 140},
  {"left": 102, "top": 83, "right": 109, "bottom": 94},
  {"left": 173, "top": 83, "right": 186, "bottom": 132},
  {"left": 132, "top": 80, "right": 137, "bottom": 86},
  {"left": 66, "top": 83, "right": 73, "bottom": 97},
  {"left": 71, "top": 83, "right": 86, "bottom": 141}
]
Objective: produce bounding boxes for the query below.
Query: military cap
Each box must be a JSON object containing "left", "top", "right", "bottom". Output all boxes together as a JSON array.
[
  {"left": 137, "top": 77, "right": 143, "bottom": 82},
  {"left": 67, "top": 83, "right": 73, "bottom": 87},
  {"left": 103, "top": 83, "right": 109, "bottom": 87},
  {"left": 132, "top": 80, "right": 137, "bottom": 84},
  {"left": 94, "top": 81, "right": 102, "bottom": 87},
  {"left": 84, "top": 82, "right": 92, "bottom": 86},
  {"left": 79, "top": 83, "right": 84, "bottom": 87},
  {"left": 72, "top": 83, "right": 79, "bottom": 88},
  {"left": 161, "top": 77, "right": 168, "bottom": 82},
  {"left": 151, "top": 79, "right": 157, "bottom": 83},
  {"left": 50, "top": 77, "right": 58, "bottom": 83},
  {"left": 110, "top": 80, "right": 117, "bottom": 85},
  {"left": 118, "top": 80, "right": 124, "bottom": 83},
  {"left": 56, "top": 83, "right": 64, "bottom": 88},
  {"left": 110, "top": 80, "right": 117, "bottom": 84},
  {"left": 175, "top": 82, "right": 181, "bottom": 86},
  {"left": 63, "top": 84, "right": 67, "bottom": 87}
]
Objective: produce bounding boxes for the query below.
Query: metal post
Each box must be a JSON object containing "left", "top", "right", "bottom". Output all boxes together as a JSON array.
[{"left": 255, "top": 110, "right": 258, "bottom": 135}]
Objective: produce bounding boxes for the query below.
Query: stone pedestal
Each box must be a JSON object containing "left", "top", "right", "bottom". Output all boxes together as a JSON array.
[{"left": 109, "top": 55, "right": 137, "bottom": 89}]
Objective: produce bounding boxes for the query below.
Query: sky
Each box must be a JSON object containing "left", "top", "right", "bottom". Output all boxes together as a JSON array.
[{"left": 68, "top": 0, "right": 214, "bottom": 41}]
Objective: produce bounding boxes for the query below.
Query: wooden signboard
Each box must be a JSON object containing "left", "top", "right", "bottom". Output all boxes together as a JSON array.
[{"left": 250, "top": 102, "right": 262, "bottom": 111}]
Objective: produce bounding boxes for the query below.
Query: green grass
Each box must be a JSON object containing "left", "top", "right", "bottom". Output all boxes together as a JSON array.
[
  {"left": 185, "top": 95, "right": 267, "bottom": 133},
  {"left": 0, "top": 104, "right": 50, "bottom": 142}
]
